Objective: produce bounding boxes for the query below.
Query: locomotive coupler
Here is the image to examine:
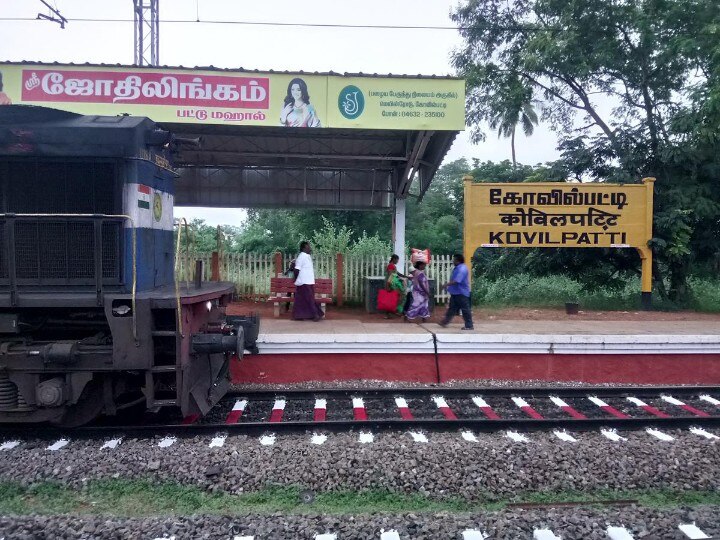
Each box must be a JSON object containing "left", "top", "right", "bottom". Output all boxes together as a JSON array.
[{"left": 191, "top": 326, "right": 244, "bottom": 359}]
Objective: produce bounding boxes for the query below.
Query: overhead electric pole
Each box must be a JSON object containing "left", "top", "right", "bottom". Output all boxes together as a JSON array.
[
  {"left": 133, "top": 0, "right": 159, "bottom": 66},
  {"left": 37, "top": 0, "right": 68, "bottom": 28}
]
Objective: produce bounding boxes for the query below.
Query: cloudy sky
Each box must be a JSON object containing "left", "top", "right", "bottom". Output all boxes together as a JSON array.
[{"left": 1, "top": 0, "right": 560, "bottom": 225}]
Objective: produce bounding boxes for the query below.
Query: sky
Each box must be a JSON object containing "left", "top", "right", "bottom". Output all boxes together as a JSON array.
[{"left": 0, "top": 0, "right": 561, "bottom": 226}]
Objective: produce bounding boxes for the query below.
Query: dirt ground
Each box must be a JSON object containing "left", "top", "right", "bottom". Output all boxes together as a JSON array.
[{"left": 227, "top": 300, "right": 720, "bottom": 323}]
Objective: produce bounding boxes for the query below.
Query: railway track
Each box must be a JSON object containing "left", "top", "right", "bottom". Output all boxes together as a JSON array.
[
  {"left": 61, "top": 384, "right": 720, "bottom": 436},
  {"left": 2, "top": 387, "right": 719, "bottom": 540}
]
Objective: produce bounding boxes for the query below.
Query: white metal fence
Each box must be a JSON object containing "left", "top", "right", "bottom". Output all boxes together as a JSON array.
[{"left": 177, "top": 252, "right": 454, "bottom": 304}]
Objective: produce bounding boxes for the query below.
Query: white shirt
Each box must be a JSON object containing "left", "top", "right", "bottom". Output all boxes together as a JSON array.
[{"left": 294, "top": 251, "right": 315, "bottom": 286}]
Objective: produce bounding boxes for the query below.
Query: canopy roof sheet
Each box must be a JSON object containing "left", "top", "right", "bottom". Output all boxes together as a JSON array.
[
  {"left": 169, "top": 123, "right": 456, "bottom": 209},
  {"left": 0, "top": 62, "right": 465, "bottom": 209}
]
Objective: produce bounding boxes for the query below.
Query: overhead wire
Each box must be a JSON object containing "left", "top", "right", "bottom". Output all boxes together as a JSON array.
[{"left": 0, "top": 16, "right": 548, "bottom": 32}]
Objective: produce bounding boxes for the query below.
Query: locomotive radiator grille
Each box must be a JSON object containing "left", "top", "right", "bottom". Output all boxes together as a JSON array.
[
  {"left": 0, "top": 222, "right": 7, "bottom": 279},
  {"left": 0, "top": 218, "right": 122, "bottom": 284},
  {"left": 102, "top": 222, "right": 120, "bottom": 279},
  {"left": 0, "top": 160, "right": 122, "bottom": 286}
]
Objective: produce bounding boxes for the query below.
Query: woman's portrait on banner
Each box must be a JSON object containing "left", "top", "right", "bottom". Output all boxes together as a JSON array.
[
  {"left": 0, "top": 72, "right": 12, "bottom": 105},
  {"left": 280, "top": 77, "right": 320, "bottom": 127}
]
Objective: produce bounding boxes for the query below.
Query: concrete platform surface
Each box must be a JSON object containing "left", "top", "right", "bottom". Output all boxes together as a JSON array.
[
  {"left": 260, "top": 318, "right": 720, "bottom": 336},
  {"left": 261, "top": 319, "right": 430, "bottom": 334},
  {"left": 424, "top": 319, "right": 720, "bottom": 335},
  {"left": 257, "top": 318, "right": 434, "bottom": 354},
  {"left": 255, "top": 318, "right": 720, "bottom": 356}
]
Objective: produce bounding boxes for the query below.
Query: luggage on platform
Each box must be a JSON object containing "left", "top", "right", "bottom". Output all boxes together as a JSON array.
[
  {"left": 377, "top": 289, "right": 400, "bottom": 313},
  {"left": 411, "top": 248, "right": 431, "bottom": 264}
]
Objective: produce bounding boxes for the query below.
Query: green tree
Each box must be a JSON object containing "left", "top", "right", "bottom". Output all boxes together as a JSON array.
[
  {"left": 406, "top": 158, "right": 470, "bottom": 254},
  {"left": 175, "top": 219, "right": 235, "bottom": 253},
  {"left": 237, "top": 209, "right": 391, "bottom": 254},
  {"left": 489, "top": 90, "right": 539, "bottom": 167},
  {"left": 452, "top": 0, "right": 720, "bottom": 303}
]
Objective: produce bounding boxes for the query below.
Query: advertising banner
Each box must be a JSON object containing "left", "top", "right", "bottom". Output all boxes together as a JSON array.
[
  {"left": 0, "top": 63, "right": 465, "bottom": 131},
  {"left": 327, "top": 76, "right": 464, "bottom": 130}
]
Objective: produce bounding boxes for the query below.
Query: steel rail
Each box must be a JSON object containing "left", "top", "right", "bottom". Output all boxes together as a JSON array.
[
  {"left": 1, "top": 385, "right": 716, "bottom": 437},
  {"left": 50, "top": 414, "right": 720, "bottom": 437}
]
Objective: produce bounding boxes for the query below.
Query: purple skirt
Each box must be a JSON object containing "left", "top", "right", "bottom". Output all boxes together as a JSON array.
[{"left": 292, "top": 284, "right": 324, "bottom": 320}]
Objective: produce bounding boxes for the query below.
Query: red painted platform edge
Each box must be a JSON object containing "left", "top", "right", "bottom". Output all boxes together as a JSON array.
[
  {"left": 231, "top": 353, "right": 438, "bottom": 384},
  {"left": 231, "top": 353, "right": 720, "bottom": 385},
  {"left": 440, "top": 353, "right": 720, "bottom": 385}
]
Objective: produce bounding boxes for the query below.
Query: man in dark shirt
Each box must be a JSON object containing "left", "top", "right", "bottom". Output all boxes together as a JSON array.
[{"left": 439, "top": 253, "right": 474, "bottom": 330}]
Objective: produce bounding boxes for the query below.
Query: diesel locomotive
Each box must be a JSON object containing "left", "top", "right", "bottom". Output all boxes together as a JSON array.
[{"left": 0, "top": 105, "right": 252, "bottom": 425}]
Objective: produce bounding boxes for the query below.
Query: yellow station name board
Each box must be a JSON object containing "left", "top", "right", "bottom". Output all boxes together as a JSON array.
[
  {"left": 465, "top": 180, "right": 654, "bottom": 249},
  {"left": 464, "top": 178, "right": 656, "bottom": 300},
  {"left": 0, "top": 63, "right": 465, "bottom": 131}
]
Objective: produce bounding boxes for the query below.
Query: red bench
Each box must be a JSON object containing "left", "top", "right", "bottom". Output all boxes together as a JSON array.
[{"left": 269, "top": 277, "right": 333, "bottom": 317}]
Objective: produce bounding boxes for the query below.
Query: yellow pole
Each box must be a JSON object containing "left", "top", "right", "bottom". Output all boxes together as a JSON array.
[
  {"left": 462, "top": 175, "right": 474, "bottom": 284},
  {"left": 639, "top": 177, "right": 656, "bottom": 310}
]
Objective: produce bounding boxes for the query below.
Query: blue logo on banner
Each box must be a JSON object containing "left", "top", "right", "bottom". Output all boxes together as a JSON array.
[{"left": 338, "top": 85, "right": 365, "bottom": 120}]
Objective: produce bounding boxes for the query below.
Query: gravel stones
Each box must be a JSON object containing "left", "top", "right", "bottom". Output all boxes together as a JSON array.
[
  {"left": 231, "top": 378, "right": 664, "bottom": 393},
  {"left": 1, "top": 428, "right": 718, "bottom": 500},
  {"left": 1, "top": 505, "right": 719, "bottom": 539}
]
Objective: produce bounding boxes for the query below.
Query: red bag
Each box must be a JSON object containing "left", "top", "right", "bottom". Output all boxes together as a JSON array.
[{"left": 377, "top": 289, "right": 400, "bottom": 313}]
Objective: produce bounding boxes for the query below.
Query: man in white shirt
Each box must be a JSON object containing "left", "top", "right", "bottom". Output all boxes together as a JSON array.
[{"left": 292, "top": 241, "right": 324, "bottom": 321}]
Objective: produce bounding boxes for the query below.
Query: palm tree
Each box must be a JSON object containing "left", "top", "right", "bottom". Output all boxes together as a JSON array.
[{"left": 489, "top": 101, "right": 539, "bottom": 168}]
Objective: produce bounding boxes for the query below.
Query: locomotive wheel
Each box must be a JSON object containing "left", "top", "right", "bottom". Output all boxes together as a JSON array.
[{"left": 52, "top": 379, "right": 104, "bottom": 428}]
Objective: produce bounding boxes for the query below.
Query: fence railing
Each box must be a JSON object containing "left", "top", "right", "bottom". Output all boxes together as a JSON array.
[{"left": 177, "top": 252, "right": 454, "bottom": 304}]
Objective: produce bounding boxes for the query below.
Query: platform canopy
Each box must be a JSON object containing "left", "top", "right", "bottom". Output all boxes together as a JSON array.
[{"left": 1, "top": 62, "right": 465, "bottom": 210}]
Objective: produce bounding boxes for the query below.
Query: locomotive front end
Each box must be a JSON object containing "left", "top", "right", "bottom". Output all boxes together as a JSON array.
[{"left": 0, "top": 107, "right": 248, "bottom": 425}]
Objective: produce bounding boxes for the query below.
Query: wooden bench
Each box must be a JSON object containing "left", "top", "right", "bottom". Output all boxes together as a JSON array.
[{"left": 269, "top": 277, "right": 333, "bottom": 318}]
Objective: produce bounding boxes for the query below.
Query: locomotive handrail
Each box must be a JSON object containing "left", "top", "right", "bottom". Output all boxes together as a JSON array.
[
  {"left": 173, "top": 217, "right": 191, "bottom": 338},
  {"left": 0, "top": 213, "right": 138, "bottom": 343}
]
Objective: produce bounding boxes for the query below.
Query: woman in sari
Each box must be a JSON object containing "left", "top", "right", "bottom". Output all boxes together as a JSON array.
[
  {"left": 383, "top": 255, "right": 406, "bottom": 317},
  {"left": 405, "top": 261, "right": 430, "bottom": 322}
]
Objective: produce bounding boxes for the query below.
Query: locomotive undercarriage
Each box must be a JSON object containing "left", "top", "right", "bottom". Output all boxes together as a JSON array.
[{"left": 0, "top": 284, "right": 241, "bottom": 425}]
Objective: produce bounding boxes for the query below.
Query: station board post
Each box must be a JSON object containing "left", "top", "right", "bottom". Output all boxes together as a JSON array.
[
  {"left": 463, "top": 176, "right": 655, "bottom": 310},
  {"left": 638, "top": 177, "right": 655, "bottom": 310},
  {"left": 463, "top": 175, "right": 475, "bottom": 279}
]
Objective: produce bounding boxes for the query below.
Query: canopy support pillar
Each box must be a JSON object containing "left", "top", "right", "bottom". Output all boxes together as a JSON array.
[{"left": 392, "top": 197, "right": 406, "bottom": 271}]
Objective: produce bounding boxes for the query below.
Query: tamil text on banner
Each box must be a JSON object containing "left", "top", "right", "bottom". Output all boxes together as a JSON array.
[{"left": 0, "top": 63, "right": 465, "bottom": 130}]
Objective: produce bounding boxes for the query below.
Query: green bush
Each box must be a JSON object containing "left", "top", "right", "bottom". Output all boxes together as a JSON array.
[
  {"left": 688, "top": 277, "right": 720, "bottom": 312},
  {"left": 472, "top": 274, "right": 720, "bottom": 312},
  {"left": 472, "top": 273, "right": 582, "bottom": 308}
]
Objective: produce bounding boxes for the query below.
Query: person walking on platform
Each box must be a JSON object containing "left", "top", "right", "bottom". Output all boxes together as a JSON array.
[
  {"left": 383, "top": 262, "right": 406, "bottom": 317},
  {"left": 386, "top": 254, "right": 410, "bottom": 280},
  {"left": 439, "top": 254, "right": 474, "bottom": 330},
  {"left": 386, "top": 254, "right": 410, "bottom": 315},
  {"left": 405, "top": 261, "right": 430, "bottom": 322},
  {"left": 292, "top": 241, "right": 324, "bottom": 322}
]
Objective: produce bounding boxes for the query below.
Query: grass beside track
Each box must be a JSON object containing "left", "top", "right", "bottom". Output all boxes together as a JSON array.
[
  {"left": 1, "top": 480, "right": 720, "bottom": 516},
  {"left": 472, "top": 274, "right": 720, "bottom": 312}
]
